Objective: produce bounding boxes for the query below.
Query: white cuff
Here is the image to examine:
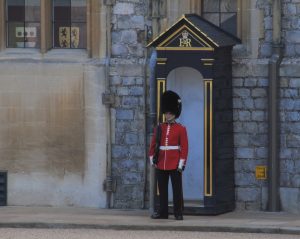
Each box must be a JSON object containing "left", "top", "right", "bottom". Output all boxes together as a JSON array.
[
  {"left": 150, "top": 156, "right": 154, "bottom": 165},
  {"left": 178, "top": 159, "right": 185, "bottom": 169}
]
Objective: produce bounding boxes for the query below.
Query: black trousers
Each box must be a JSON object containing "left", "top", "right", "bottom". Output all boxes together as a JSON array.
[{"left": 156, "top": 169, "right": 183, "bottom": 217}]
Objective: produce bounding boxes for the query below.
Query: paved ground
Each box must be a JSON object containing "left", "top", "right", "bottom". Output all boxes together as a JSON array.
[
  {"left": 1, "top": 229, "right": 300, "bottom": 239},
  {"left": 0, "top": 206, "right": 300, "bottom": 235}
]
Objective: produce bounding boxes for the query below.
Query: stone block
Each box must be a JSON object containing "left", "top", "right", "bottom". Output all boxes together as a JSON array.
[
  {"left": 256, "top": 147, "right": 268, "bottom": 158},
  {"left": 122, "top": 77, "right": 136, "bottom": 85},
  {"left": 122, "top": 172, "right": 143, "bottom": 184},
  {"left": 121, "top": 30, "right": 137, "bottom": 44},
  {"left": 285, "top": 43, "right": 297, "bottom": 57},
  {"left": 129, "top": 86, "right": 144, "bottom": 96},
  {"left": 232, "top": 78, "right": 244, "bottom": 87},
  {"left": 282, "top": 89, "right": 298, "bottom": 98},
  {"left": 130, "top": 145, "right": 144, "bottom": 158},
  {"left": 234, "top": 134, "right": 250, "bottom": 147},
  {"left": 258, "top": 122, "right": 268, "bottom": 133},
  {"left": 233, "top": 88, "right": 250, "bottom": 98},
  {"left": 280, "top": 148, "right": 293, "bottom": 159},
  {"left": 284, "top": 3, "right": 297, "bottom": 15},
  {"left": 112, "top": 145, "right": 129, "bottom": 158},
  {"left": 254, "top": 98, "right": 267, "bottom": 109},
  {"left": 292, "top": 174, "right": 300, "bottom": 187},
  {"left": 286, "top": 31, "right": 300, "bottom": 43},
  {"left": 280, "top": 187, "right": 300, "bottom": 213},
  {"left": 233, "top": 98, "right": 243, "bottom": 109},
  {"left": 112, "top": 44, "right": 129, "bottom": 57},
  {"left": 110, "top": 76, "right": 122, "bottom": 85},
  {"left": 257, "top": 78, "right": 268, "bottom": 87},
  {"left": 122, "top": 96, "right": 139, "bottom": 106},
  {"left": 238, "top": 111, "right": 251, "bottom": 121},
  {"left": 280, "top": 99, "right": 295, "bottom": 110},
  {"left": 260, "top": 43, "right": 272, "bottom": 57},
  {"left": 117, "top": 87, "right": 129, "bottom": 96},
  {"left": 113, "top": 2, "right": 134, "bottom": 15},
  {"left": 243, "top": 98, "right": 255, "bottom": 109},
  {"left": 252, "top": 88, "right": 267, "bottom": 97},
  {"left": 286, "top": 112, "right": 300, "bottom": 121},
  {"left": 118, "top": 15, "right": 145, "bottom": 30},
  {"left": 281, "top": 159, "right": 296, "bottom": 173},
  {"left": 250, "top": 134, "right": 268, "bottom": 147},
  {"left": 287, "top": 134, "right": 300, "bottom": 147},
  {"left": 290, "top": 78, "right": 300, "bottom": 87},
  {"left": 244, "top": 78, "right": 257, "bottom": 87},
  {"left": 235, "top": 172, "right": 257, "bottom": 186},
  {"left": 125, "top": 133, "right": 138, "bottom": 145},
  {"left": 128, "top": 44, "right": 144, "bottom": 57},
  {"left": 236, "top": 187, "right": 260, "bottom": 201},
  {"left": 117, "top": 64, "right": 143, "bottom": 77},
  {"left": 243, "top": 122, "right": 258, "bottom": 133},
  {"left": 112, "top": 31, "right": 122, "bottom": 43},
  {"left": 116, "top": 109, "right": 134, "bottom": 120},
  {"left": 252, "top": 111, "right": 265, "bottom": 121},
  {"left": 264, "top": 16, "right": 272, "bottom": 30},
  {"left": 236, "top": 148, "right": 255, "bottom": 159}
]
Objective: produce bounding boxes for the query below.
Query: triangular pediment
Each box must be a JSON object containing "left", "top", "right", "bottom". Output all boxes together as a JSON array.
[
  {"left": 157, "top": 25, "right": 213, "bottom": 48},
  {"left": 147, "top": 14, "right": 240, "bottom": 50}
]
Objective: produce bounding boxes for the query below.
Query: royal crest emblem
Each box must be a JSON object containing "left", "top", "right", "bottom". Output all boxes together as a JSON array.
[
  {"left": 59, "top": 27, "right": 80, "bottom": 48},
  {"left": 179, "top": 30, "right": 192, "bottom": 47}
]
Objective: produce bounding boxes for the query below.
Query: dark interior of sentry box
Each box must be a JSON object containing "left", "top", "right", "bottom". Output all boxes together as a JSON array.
[{"left": 0, "top": 171, "right": 7, "bottom": 206}]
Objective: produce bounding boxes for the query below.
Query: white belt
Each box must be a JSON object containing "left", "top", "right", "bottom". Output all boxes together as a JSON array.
[{"left": 159, "top": 146, "right": 180, "bottom": 150}]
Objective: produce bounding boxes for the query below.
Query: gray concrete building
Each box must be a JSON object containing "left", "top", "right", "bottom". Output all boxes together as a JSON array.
[{"left": 0, "top": 0, "right": 299, "bottom": 213}]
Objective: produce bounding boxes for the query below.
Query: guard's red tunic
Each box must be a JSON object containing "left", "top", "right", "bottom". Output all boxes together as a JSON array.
[{"left": 149, "top": 122, "right": 188, "bottom": 170}]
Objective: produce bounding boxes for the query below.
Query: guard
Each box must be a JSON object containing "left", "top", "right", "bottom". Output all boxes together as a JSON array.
[{"left": 149, "top": 90, "right": 189, "bottom": 220}]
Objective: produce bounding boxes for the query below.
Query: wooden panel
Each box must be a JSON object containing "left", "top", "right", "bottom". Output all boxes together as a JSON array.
[
  {"left": 89, "top": 0, "right": 100, "bottom": 58},
  {"left": 0, "top": 0, "right": 5, "bottom": 50},
  {"left": 41, "top": 0, "right": 52, "bottom": 53}
]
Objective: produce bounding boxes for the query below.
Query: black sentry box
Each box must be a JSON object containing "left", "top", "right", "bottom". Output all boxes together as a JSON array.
[{"left": 0, "top": 171, "right": 7, "bottom": 206}]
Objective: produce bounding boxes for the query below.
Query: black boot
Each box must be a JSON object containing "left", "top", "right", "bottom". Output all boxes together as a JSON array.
[
  {"left": 151, "top": 212, "right": 168, "bottom": 219},
  {"left": 175, "top": 214, "right": 183, "bottom": 220}
]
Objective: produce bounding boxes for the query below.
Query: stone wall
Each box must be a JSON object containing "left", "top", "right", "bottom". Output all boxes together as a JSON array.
[
  {"left": 234, "top": 0, "right": 300, "bottom": 213},
  {"left": 110, "top": 0, "right": 148, "bottom": 208},
  {"left": 279, "top": 59, "right": 300, "bottom": 212},
  {"left": 232, "top": 59, "right": 269, "bottom": 210}
]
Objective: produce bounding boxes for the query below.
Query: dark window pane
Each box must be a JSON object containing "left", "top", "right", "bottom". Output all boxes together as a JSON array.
[
  {"left": 203, "top": 0, "right": 238, "bottom": 37},
  {"left": 71, "top": 0, "right": 86, "bottom": 22},
  {"left": 203, "top": 0, "right": 220, "bottom": 13},
  {"left": 71, "top": 23, "right": 86, "bottom": 48},
  {"left": 7, "top": 0, "right": 25, "bottom": 21},
  {"left": 53, "top": 0, "right": 71, "bottom": 21},
  {"left": 24, "top": 22, "right": 40, "bottom": 47},
  {"left": 220, "top": 0, "right": 237, "bottom": 12},
  {"left": 203, "top": 13, "right": 220, "bottom": 27},
  {"left": 54, "top": 22, "right": 71, "bottom": 48},
  {"left": 7, "top": 22, "right": 24, "bottom": 47},
  {"left": 221, "top": 13, "right": 237, "bottom": 36},
  {"left": 25, "top": 0, "right": 40, "bottom": 22}
]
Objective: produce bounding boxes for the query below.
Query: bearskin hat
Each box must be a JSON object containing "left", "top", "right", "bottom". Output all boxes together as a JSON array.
[{"left": 161, "top": 90, "right": 182, "bottom": 118}]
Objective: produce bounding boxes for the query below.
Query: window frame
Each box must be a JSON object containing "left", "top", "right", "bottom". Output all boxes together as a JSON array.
[
  {"left": 0, "top": 0, "right": 5, "bottom": 50},
  {"left": 5, "top": 0, "right": 41, "bottom": 49},
  {"left": 52, "top": 0, "right": 87, "bottom": 49},
  {"left": 0, "top": 0, "right": 100, "bottom": 57},
  {"left": 201, "top": 0, "right": 240, "bottom": 38}
]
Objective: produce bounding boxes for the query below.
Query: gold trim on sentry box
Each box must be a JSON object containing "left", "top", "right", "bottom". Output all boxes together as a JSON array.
[
  {"left": 204, "top": 80, "right": 213, "bottom": 196},
  {"left": 157, "top": 79, "right": 166, "bottom": 122},
  {"left": 158, "top": 25, "right": 212, "bottom": 48}
]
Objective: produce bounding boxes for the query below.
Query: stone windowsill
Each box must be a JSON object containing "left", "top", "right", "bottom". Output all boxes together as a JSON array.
[{"left": 0, "top": 48, "right": 89, "bottom": 62}]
